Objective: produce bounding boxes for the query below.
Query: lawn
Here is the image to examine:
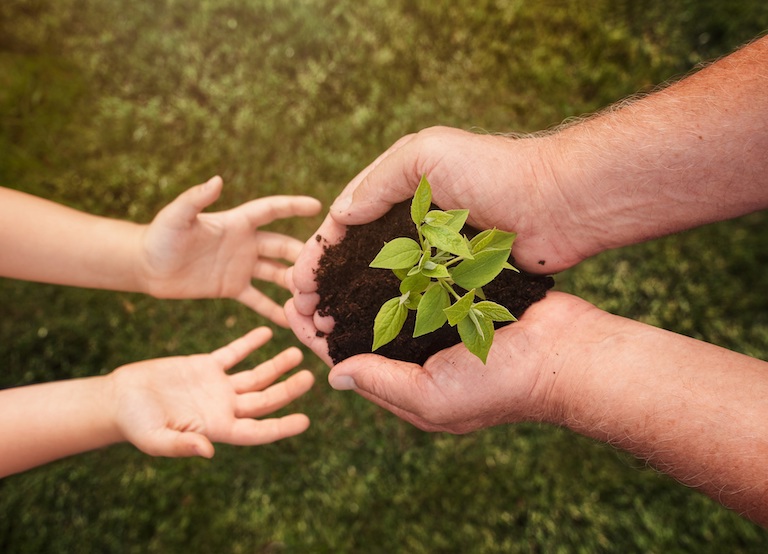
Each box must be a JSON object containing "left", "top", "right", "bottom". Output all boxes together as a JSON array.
[{"left": 1, "top": 0, "right": 767, "bottom": 551}]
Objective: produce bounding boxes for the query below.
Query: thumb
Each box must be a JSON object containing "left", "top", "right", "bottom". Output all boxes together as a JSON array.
[
  {"left": 137, "top": 429, "right": 215, "bottom": 459},
  {"left": 328, "top": 354, "right": 424, "bottom": 418},
  {"left": 330, "top": 134, "right": 419, "bottom": 225},
  {"left": 161, "top": 176, "right": 224, "bottom": 227}
]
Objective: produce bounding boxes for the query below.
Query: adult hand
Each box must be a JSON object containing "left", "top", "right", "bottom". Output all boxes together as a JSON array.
[
  {"left": 107, "top": 327, "right": 315, "bottom": 458},
  {"left": 287, "top": 126, "right": 586, "bottom": 361},
  {"left": 321, "top": 292, "right": 594, "bottom": 432},
  {"left": 141, "top": 176, "right": 322, "bottom": 327}
]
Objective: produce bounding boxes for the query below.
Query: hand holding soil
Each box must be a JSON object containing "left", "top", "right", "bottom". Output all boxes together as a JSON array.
[{"left": 286, "top": 181, "right": 553, "bottom": 367}]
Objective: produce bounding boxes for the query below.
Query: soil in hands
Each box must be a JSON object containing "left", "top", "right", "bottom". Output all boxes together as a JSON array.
[{"left": 315, "top": 201, "right": 555, "bottom": 365}]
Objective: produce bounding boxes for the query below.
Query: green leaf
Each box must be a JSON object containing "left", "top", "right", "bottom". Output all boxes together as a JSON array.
[
  {"left": 422, "top": 224, "right": 473, "bottom": 259},
  {"left": 372, "top": 296, "right": 409, "bottom": 351},
  {"left": 421, "top": 260, "right": 451, "bottom": 279},
  {"left": 473, "top": 301, "right": 517, "bottom": 322},
  {"left": 469, "top": 228, "right": 516, "bottom": 254},
  {"left": 405, "top": 292, "right": 422, "bottom": 310},
  {"left": 393, "top": 267, "right": 410, "bottom": 280},
  {"left": 445, "top": 209, "right": 469, "bottom": 232},
  {"left": 450, "top": 248, "right": 511, "bottom": 290},
  {"left": 458, "top": 311, "right": 495, "bottom": 363},
  {"left": 399, "top": 271, "right": 431, "bottom": 295},
  {"left": 411, "top": 175, "right": 432, "bottom": 226},
  {"left": 370, "top": 237, "right": 422, "bottom": 269},
  {"left": 414, "top": 285, "right": 450, "bottom": 337},
  {"left": 444, "top": 289, "right": 475, "bottom": 326},
  {"left": 424, "top": 209, "right": 453, "bottom": 226}
]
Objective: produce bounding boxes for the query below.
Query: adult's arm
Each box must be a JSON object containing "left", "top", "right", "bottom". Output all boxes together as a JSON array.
[{"left": 324, "top": 35, "right": 768, "bottom": 275}]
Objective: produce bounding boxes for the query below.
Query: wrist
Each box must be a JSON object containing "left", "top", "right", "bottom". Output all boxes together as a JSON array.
[{"left": 534, "top": 298, "right": 627, "bottom": 428}]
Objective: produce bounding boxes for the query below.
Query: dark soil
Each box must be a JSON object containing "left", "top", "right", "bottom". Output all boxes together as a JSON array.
[{"left": 315, "top": 201, "right": 555, "bottom": 365}]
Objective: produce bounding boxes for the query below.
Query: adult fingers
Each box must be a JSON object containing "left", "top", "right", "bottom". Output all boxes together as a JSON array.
[
  {"left": 291, "top": 213, "right": 347, "bottom": 294},
  {"left": 327, "top": 354, "right": 433, "bottom": 427},
  {"left": 292, "top": 291, "right": 320, "bottom": 317},
  {"left": 330, "top": 132, "right": 425, "bottom": 225},
  {"left": 330, "top": 133, "right": 417, "bottom": 219},
  {"left": 285, "top": 299, "right": 334, "bottom": 367}
]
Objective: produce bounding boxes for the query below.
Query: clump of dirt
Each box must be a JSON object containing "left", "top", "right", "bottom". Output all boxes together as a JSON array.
[{"left": 315, "top": 201, "right": 554, "bottom": 365}]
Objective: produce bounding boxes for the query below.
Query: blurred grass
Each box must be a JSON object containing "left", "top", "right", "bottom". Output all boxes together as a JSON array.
[{"left": 1, "top": 0, "right": 767, "bottom": 552}]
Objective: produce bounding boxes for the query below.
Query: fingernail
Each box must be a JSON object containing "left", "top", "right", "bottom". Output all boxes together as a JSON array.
[
  {"left": 331, "top": 194, "right": 352, "bottom": 214},
  {"left": 329, "top": 375, "right": 357, "bottom": 391}
]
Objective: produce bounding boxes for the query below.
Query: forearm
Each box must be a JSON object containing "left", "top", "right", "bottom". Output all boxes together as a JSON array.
[
  {"left": 0, "top": 376, "right": 121, "bottom": 477},
  {"left": 550, "top": 310, "right": 768, "bottom": 525},
  {"left": 0, "top": 187, "right": 147, "bottom": 292},
  {"left": 545, "top": 35, "right": 768, "bottom": 257}
]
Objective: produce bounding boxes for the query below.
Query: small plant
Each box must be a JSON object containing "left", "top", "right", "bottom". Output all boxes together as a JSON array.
[{"left": 369, "top": 175, "right": 519, "bottom": 363}]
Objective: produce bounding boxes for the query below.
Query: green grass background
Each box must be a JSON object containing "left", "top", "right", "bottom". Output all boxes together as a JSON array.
[{"left": 2, "top": 0, "right": 768, "bottom": 551}]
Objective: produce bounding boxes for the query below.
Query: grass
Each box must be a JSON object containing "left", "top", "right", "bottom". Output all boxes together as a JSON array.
[{"left": 1, "top": 0, "right": 768, "bottom": 551}]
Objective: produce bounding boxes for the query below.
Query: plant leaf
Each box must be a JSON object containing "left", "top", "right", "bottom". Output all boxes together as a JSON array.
[
  {"left": 421, "top": 261, "right": 451, "bottom": 279},
  {"left": 443, "top": 289, "right": 475, "bottom": 326},
  {"left": 393, "top": 267, "right": 410, "bottom": 280},
  {"left": 445, "top": 209, "right": 470, "bottom": 232},
  {"left": 458, "top": 311, "right": 495, "bottom": 364},
  {"left": 450, "top": 248, "right": 511, "bottom": 290},
  {"left": 414, "top": 285, "right": 450, "bottom": 337},
  {"left": 372, "top": 296, "right": 409, "bottom": 351},
  {"left": 370, "top": 237, "right": 422, "bottom": 269},
  {"left": 424, "top": 209, "right": 454, "bottom": 226},
  {"left": 473, "top": 301, "right": 517, "bottom": 322},
  {"left": 469, "top": 228, "right": 516, "bottom": 254},
  {"left": 411, "top": 175, "right": 432, "bottom": 226},
  {"left": 399, "top": 271, "right": 431, "bottom": 295},
  {"left": 422, "top": 224, "right": 473, "bottom": 259}
]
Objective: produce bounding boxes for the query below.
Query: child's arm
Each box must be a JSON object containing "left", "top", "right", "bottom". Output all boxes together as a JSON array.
[
  {"left": 0, "top": 176, "right": 322, "bottom": 326},
  {"left": 0, "top": 327, "right": 314, "bottom": 477}
]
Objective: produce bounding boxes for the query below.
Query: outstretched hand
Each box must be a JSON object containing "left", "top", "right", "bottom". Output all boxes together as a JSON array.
[
  {"left": 108, "top": 327, "right": 315, "bottom": 458},
  {"left": 141, "top": 176, "right": 322, "bottom": 327}
]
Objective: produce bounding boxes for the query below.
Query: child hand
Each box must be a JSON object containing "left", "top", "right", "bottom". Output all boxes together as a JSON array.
[
  {"left": 107, "top": 327, "right": 315, "bottom": 458},
  {"left": 140, "top": 176, "right": 322, "bottom": 327}
]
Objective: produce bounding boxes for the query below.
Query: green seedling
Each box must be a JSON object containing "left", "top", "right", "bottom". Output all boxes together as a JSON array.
[{"left": 370, "top": 175, "right": 519, "bottom": 363}]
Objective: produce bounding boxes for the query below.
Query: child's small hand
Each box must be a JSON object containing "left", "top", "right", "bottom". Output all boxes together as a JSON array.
[
  {"left": 140, "top": 176, "right": 322, "bottom": 327},
  {"left": 107, "top": 327, "right": 314, "bottom": 459}
]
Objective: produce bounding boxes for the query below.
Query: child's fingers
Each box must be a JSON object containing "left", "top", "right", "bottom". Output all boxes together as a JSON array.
[
  {"left": 211, "top": 327, "right": 273, "bottom": 369},
  {"left": 255, "top": 231, "right": 308, "bottom": 264},
  {"left": 230, "top": 346, "right": 303, "bottom": 393},
  {"left": 235, "top": 287, "right": 289, "bottom": 327},
  {"left": 226, "top": 413, "right": 311, "bottom": 445},
  {"left": 134, "top": 429, "right": 215, "bottom": 459},
  {"left": 235, "top": 370, "right": 315, "bottom": 418},
  {"left": 160, "top": 176, "right": 224, "bottom": 227},
  {"left": 236, "top": 196, "right": 322, "bottom": 228},
  {"left": 251, "top": 259, "right": 291, "bottom": 288}
]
